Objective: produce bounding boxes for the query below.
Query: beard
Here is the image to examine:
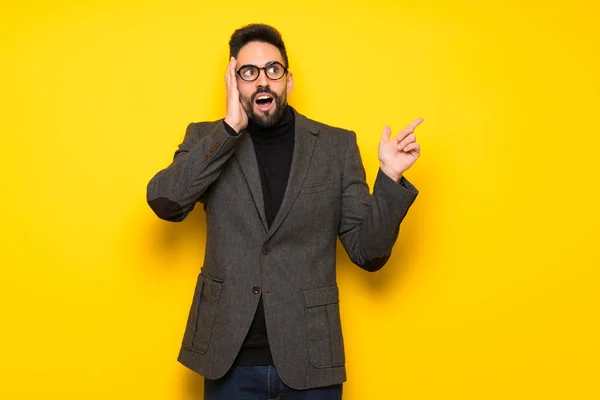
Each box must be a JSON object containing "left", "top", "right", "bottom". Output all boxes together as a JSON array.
[{"left": 241, "top": 86, "right": 287, "bottom": 129}]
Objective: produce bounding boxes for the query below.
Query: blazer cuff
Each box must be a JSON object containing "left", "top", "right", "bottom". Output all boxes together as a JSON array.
[
  {"left": 223, "top": 120, "right": 242, "bottom": 137},
  {"left": 374, "top": 168, "right": 419, "bottom": 200}
]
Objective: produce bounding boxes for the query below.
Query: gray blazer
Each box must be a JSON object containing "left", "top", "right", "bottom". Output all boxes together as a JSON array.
[{"left": 146, "top": 108, "right": 418, "bottom": 389}]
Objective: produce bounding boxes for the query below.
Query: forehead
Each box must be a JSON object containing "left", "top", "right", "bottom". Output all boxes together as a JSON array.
[{"left": 237, "top": 41, "right": 284, "bottom": 66}]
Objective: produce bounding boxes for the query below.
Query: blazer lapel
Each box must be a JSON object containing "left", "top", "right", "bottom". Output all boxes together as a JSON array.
[
  {"left": 265, "top": 110, "right": 319, "bottom": 241},
  {"left": 234, "top": 132, "right": 269, "bottom": 232}
]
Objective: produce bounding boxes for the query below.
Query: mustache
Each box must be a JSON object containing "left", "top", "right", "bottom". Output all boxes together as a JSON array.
[{"left": 251, "top": 87, "right": 278, "bottom": 103}]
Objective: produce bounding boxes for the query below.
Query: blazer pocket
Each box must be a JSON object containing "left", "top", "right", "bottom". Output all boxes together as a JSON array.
[
  {"left": 182, "top": 272, "right": 223, "bottom": 353},
  {"left": 299, "top": 180, "right": 338, "bottom": 195},
  {"left": 303, "top": 285, "right": 345, "bottom": 368}
]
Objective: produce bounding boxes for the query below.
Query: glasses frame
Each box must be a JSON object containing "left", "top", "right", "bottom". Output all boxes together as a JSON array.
[{"left": 236, "top": 61, "right": 289, "bottom": 82}]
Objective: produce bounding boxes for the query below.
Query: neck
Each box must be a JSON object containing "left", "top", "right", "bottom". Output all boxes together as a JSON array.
[
  {"left": 247, "top": 106, "right": 295, "bottom": 144},
  {"left": 247, "top": 106, "right": 293, "bottom": 135}
]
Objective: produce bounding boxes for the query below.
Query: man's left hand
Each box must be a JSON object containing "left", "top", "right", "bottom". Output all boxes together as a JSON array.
[{"left": 378, "top": 118, "right": 423, "bottom": 182}]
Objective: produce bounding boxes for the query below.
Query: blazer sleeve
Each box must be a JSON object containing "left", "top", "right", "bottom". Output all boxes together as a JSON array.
[
  {"left": 146, "top": 121, "right": 241, "bottom": 222},
  {"left": 337, "top": 130, "right": 419, "bottom": 271}
]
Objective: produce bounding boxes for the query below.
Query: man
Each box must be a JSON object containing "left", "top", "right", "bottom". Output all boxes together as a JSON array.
[{"left": 147, "top": 23, "right": 421, "bottom": 399}]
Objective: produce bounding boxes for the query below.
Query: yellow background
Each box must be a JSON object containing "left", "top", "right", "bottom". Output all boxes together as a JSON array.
[{"left": 1, "top": 0, "right": 599, "bottom": 398}]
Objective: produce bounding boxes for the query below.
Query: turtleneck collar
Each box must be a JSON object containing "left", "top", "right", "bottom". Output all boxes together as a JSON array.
[{"left": 246, "top": 105, "right": 294, "bottom": 143}]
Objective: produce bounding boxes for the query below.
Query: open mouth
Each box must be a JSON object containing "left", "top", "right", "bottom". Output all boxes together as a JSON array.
[{"left": 255, "top": 94, "right": 274, "bottom": 111}]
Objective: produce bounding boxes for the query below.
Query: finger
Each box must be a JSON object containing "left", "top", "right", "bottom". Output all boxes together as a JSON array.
[
  {"left": 226, "top": 57, "right": 237, "bottom": 82},
  {"left": 401, "top": 142, "right": 420, "bottom": 153},
  {"left": 226, "top": 61, "right": 238, "bottom": 92},
  {"left": 231, "top": 57, "right": 237, "bottom": 75},
  {"left": 226, "top": 69, "right": 232, "bottom": 90},
  {"left": 395, "top": 118, "right": 424, "bottom": 143},
  {"left": 225, "top": 57, "right": 233, "bottom": 82},
  {"left": 397, "top": 133, "right": 416, "bottom": 150},
  {"left": 229, "top": 72, "right": 239, "bottom": 96},
  {"left": 409, "top": 117, "right": 424, "bottom": 129},
  {"left": 231, "top": 59, "right": 240, "bottom": 90},
  {"left": 381, "top": 125, "right": 392, "bottom": 141}
]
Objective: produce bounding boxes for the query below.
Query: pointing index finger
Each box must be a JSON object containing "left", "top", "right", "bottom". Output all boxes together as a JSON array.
[
  {"left": 395, "top": 117, "right": 425, "bottom": 142},
  {"left": 410, "top": 118, "right": 424, "bottom": 129}
]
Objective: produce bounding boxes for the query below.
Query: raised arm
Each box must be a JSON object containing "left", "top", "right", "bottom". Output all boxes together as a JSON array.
[
  {"left": 146, "top": 122, "right": 239, "bottom": 221},
  {"left": 146, "top": 57, "right": 250, "bottom": 222},
  {"left": 338, "top": 119, "right": 422, "bottom": 271}
]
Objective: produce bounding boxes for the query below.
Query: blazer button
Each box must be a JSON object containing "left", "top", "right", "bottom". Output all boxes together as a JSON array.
[
  {"left": 252, "top": 286, "right": 261, "bottom": 294},
  {"left": 262, "top": 247, "right": 270, "bottom": 255}
]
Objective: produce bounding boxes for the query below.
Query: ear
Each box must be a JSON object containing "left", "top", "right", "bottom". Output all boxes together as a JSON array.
[{"left": 286, "top": 71, "right": 294, "bottom": 94}]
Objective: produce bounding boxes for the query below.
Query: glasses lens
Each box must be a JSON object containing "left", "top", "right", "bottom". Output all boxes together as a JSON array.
[
  {"left": 239, "top": 65, "right": 259, "bottom": 81},
  {"left": 265, "top": 62, "right": 285, "bottom": 80}
]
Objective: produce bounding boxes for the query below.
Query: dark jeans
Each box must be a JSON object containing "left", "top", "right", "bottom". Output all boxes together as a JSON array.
[{"left": 204, "top": 365, "right": 343, "bottom": 400}]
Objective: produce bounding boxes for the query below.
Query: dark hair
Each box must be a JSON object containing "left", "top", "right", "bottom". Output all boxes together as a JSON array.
[{"left": 229, "top": 24, "right": 289, "bottom": 68}]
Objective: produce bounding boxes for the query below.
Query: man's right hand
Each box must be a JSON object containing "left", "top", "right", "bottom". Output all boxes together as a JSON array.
[{"left": 224, "top": 57, "right": 248, "bottom": 134}]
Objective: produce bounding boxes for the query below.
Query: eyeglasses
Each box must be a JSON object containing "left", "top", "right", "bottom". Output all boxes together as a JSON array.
[{"left": 236, "top": 61, "right": 288, "bottom": 82}]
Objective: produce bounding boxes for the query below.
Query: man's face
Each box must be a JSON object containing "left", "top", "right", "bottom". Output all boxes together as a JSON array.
[{"left": 236, "top": 41, "right": 294, "bottom": 128}]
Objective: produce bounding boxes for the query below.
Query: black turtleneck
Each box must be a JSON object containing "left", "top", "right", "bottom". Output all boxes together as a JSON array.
[{"left": 223, "top": 105, "right": 295, "bottom": 365}]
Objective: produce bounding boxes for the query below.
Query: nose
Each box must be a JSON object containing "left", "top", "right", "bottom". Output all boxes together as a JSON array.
[{"left": 255, "top": 68, "right": 269, "bottom": 87}]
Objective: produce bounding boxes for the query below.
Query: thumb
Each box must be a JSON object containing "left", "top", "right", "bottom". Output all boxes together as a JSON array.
[{"left": 381, "top": 125, "right": 392, "bottom": 141}]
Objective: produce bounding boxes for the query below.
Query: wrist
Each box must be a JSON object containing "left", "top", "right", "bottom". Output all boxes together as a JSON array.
[
  {"left": 380, "top": 165, "right": 403, "bottom": 183},
  {"left": 224, "top": 117, "right": 244, "bottom": 134}
]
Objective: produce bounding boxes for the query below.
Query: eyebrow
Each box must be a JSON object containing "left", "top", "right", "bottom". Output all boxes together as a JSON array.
[{"left": 238, "top": 60, "right": 282, "bottom": 69}]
